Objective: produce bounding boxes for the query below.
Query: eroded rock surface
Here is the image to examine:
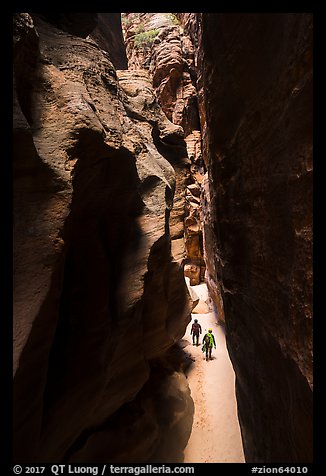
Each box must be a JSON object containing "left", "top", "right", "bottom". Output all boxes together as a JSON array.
[
  {"left": 90, "top": 13, "right": 128, "bottom": 69},
  {"left": 122, "top": 13, "right": 205, "bottom": 284},
  {"left": 13, "top": 11, "right": 313, "bottom": 465},
  {"left": 13, "top": 13, "right": 193, "bottom": 463},
  {"left": 200, "top": 173, "right": 225, "bottom": 323},
  {"left": 201, "top": 13, "right": 313, "bottom": 462}
]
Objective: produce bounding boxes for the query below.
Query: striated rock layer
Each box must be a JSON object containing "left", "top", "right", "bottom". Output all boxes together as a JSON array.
[
  {"left": 200, "top": 173, "right": 225, "bottom": 322},
  {"left": 13, "top": 13, "right": 193, "bottom": 463},
  {"left": 90, "top": 13, "right": 128, "bottom": 70},
  {"left": 201, "top": 13, "right": 313, "bottom": 462},
  {"left": 28, "top": 13, "right": 128, "bottom": 69},
  {"left": 122, "top": 13, "right": 205, "bottom": 284}
]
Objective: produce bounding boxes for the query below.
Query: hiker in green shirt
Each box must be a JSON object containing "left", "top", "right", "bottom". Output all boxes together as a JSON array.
[{"left": 202, "top": 328, "right": 216, "bottom": 361}]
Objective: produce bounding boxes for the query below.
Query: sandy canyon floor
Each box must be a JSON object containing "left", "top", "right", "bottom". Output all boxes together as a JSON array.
[{"left": 183, "top": 283, "right": 245, "bottom": 463}]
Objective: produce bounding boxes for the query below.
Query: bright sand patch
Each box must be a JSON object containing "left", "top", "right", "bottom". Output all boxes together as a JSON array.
[{"left": 183, "top": 284, "right": 245, "bottom": 463}]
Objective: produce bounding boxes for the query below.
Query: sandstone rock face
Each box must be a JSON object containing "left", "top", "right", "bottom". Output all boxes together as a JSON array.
[
  {"left": 123, "top": 13, "right": 202, "bottom": 158},
  {"left": 13, "top": 12, "right": 71, "bottom": 377},
  {"left": 201, "top": 13, "right": 313, "bottom": 462},
  {"left": 30, "top": 13, "right": 128, "bottom": 69},
  {"left": 200, "top": 173, "right": 225, "bottom": 323},
  {"left": 30, "top": 12, "right": 98, "bottom": 37},
  {"left": 184, "top": 181, "right": 205, "bottom": 286},
  {"left": 90, "top": 13, "right": 128, "bottom": 69},
  {"left": 68, "top": 348, "right": 194, "bottom": 463},
  {"left": 13, "top": 13, "right": 193, "bottom": 463},
  {"left": 122, "top": 13, "right": 205, "bottom": 284},
  {"left": 176, "top": 14, "right": 207, "bottom": 168}
]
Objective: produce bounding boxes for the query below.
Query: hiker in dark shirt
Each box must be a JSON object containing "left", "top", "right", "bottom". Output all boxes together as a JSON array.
[{"left": 190, "top": 319, "right": 202, "bottom": 346}]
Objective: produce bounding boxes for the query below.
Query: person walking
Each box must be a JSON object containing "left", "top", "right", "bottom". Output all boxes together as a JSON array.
[
  {"left": 202, "top": 328, "right": 216, "bottom": 361},
  {"left": 190, "top": 319, "right": 202, "bottom": 346}
]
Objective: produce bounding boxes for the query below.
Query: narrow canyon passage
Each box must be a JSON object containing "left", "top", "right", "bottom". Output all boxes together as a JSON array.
[
  {"left": 13, "top": 12, "right": 313, "bottom": 465},
  {"left": 182, "top": 284, "right": 245, "bottom": 463}
]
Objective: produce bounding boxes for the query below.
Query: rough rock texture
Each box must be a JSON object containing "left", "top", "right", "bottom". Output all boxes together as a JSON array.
[
  {"left": 200, "top": 174, "right": 225, "bottom": 323},
  {"left": 201, "top": 13, "right": 313, "bottom": 462},
  {"left": 116, "top": 68, "right": 191, "bottom": 265},
  {"left": 31, "top": 13, "right": 128, "bottom": 69},
  {"left": 183, "top": 181, "right": 205, "bottom": 286},
  {"left": 13, "top": 12, "right": 71, "bottom": 376},
  {"left": 13, "top": 13, "right": 194, "bottom": 463},
  {"left": 90, "top": 13, "right": 128, "bottom": 69},
  {"left": 123, "top": 13, "right": 202, "bottom": 161},
  {"left": 122, "top": 13, "right": 205, "bottom": 283},
  {"left": 69, "top": 347, "right": 194, "bottom": 463},
  {"left": 176, "top": 13, "right": 207, "bottom": 168},
  {"left": 30, "top": 12, "right": 98, "bottom": 38}
]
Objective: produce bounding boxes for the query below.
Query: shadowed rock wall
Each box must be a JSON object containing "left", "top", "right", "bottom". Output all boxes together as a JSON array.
[
  {"left": 13, "top": 13, "right": 193, "bottom": 463},
  {"left": 122, "top": 13, "right": 205, "bottom": 284},
  {"left": 201, "top": 13, "right": 313, "bottom": 462}
]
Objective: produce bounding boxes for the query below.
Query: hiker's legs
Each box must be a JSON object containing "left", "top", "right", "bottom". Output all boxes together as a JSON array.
[
  {"left": 205, "top": 347, "right": 209, "bottom": 361},
  {"left": 209, "top": 346, "right": 212, "bottom": 360},
  {"left": 195, "top": 333, "right": 199, "bottom": 345}
]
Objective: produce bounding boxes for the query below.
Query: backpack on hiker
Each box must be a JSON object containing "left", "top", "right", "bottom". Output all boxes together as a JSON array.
[{"left": 192, "top": 323, "right": 201, "bottom": 334}]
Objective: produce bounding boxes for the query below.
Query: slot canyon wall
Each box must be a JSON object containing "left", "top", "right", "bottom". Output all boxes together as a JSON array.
[
  {"left": 200, "top": 13, "right": 313, "bottom": 462},
  {"left": 13, "top": 11, "right": 313, "bottom": 464},
  {"left": 122, "top": 13, "right": 207, "bottom": 288},
  {"left": 122, "top": 11, "right": 313, "bottom": 463},
  {"left": 13, "top": 13, "right": 194, "bottom": 463}
]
